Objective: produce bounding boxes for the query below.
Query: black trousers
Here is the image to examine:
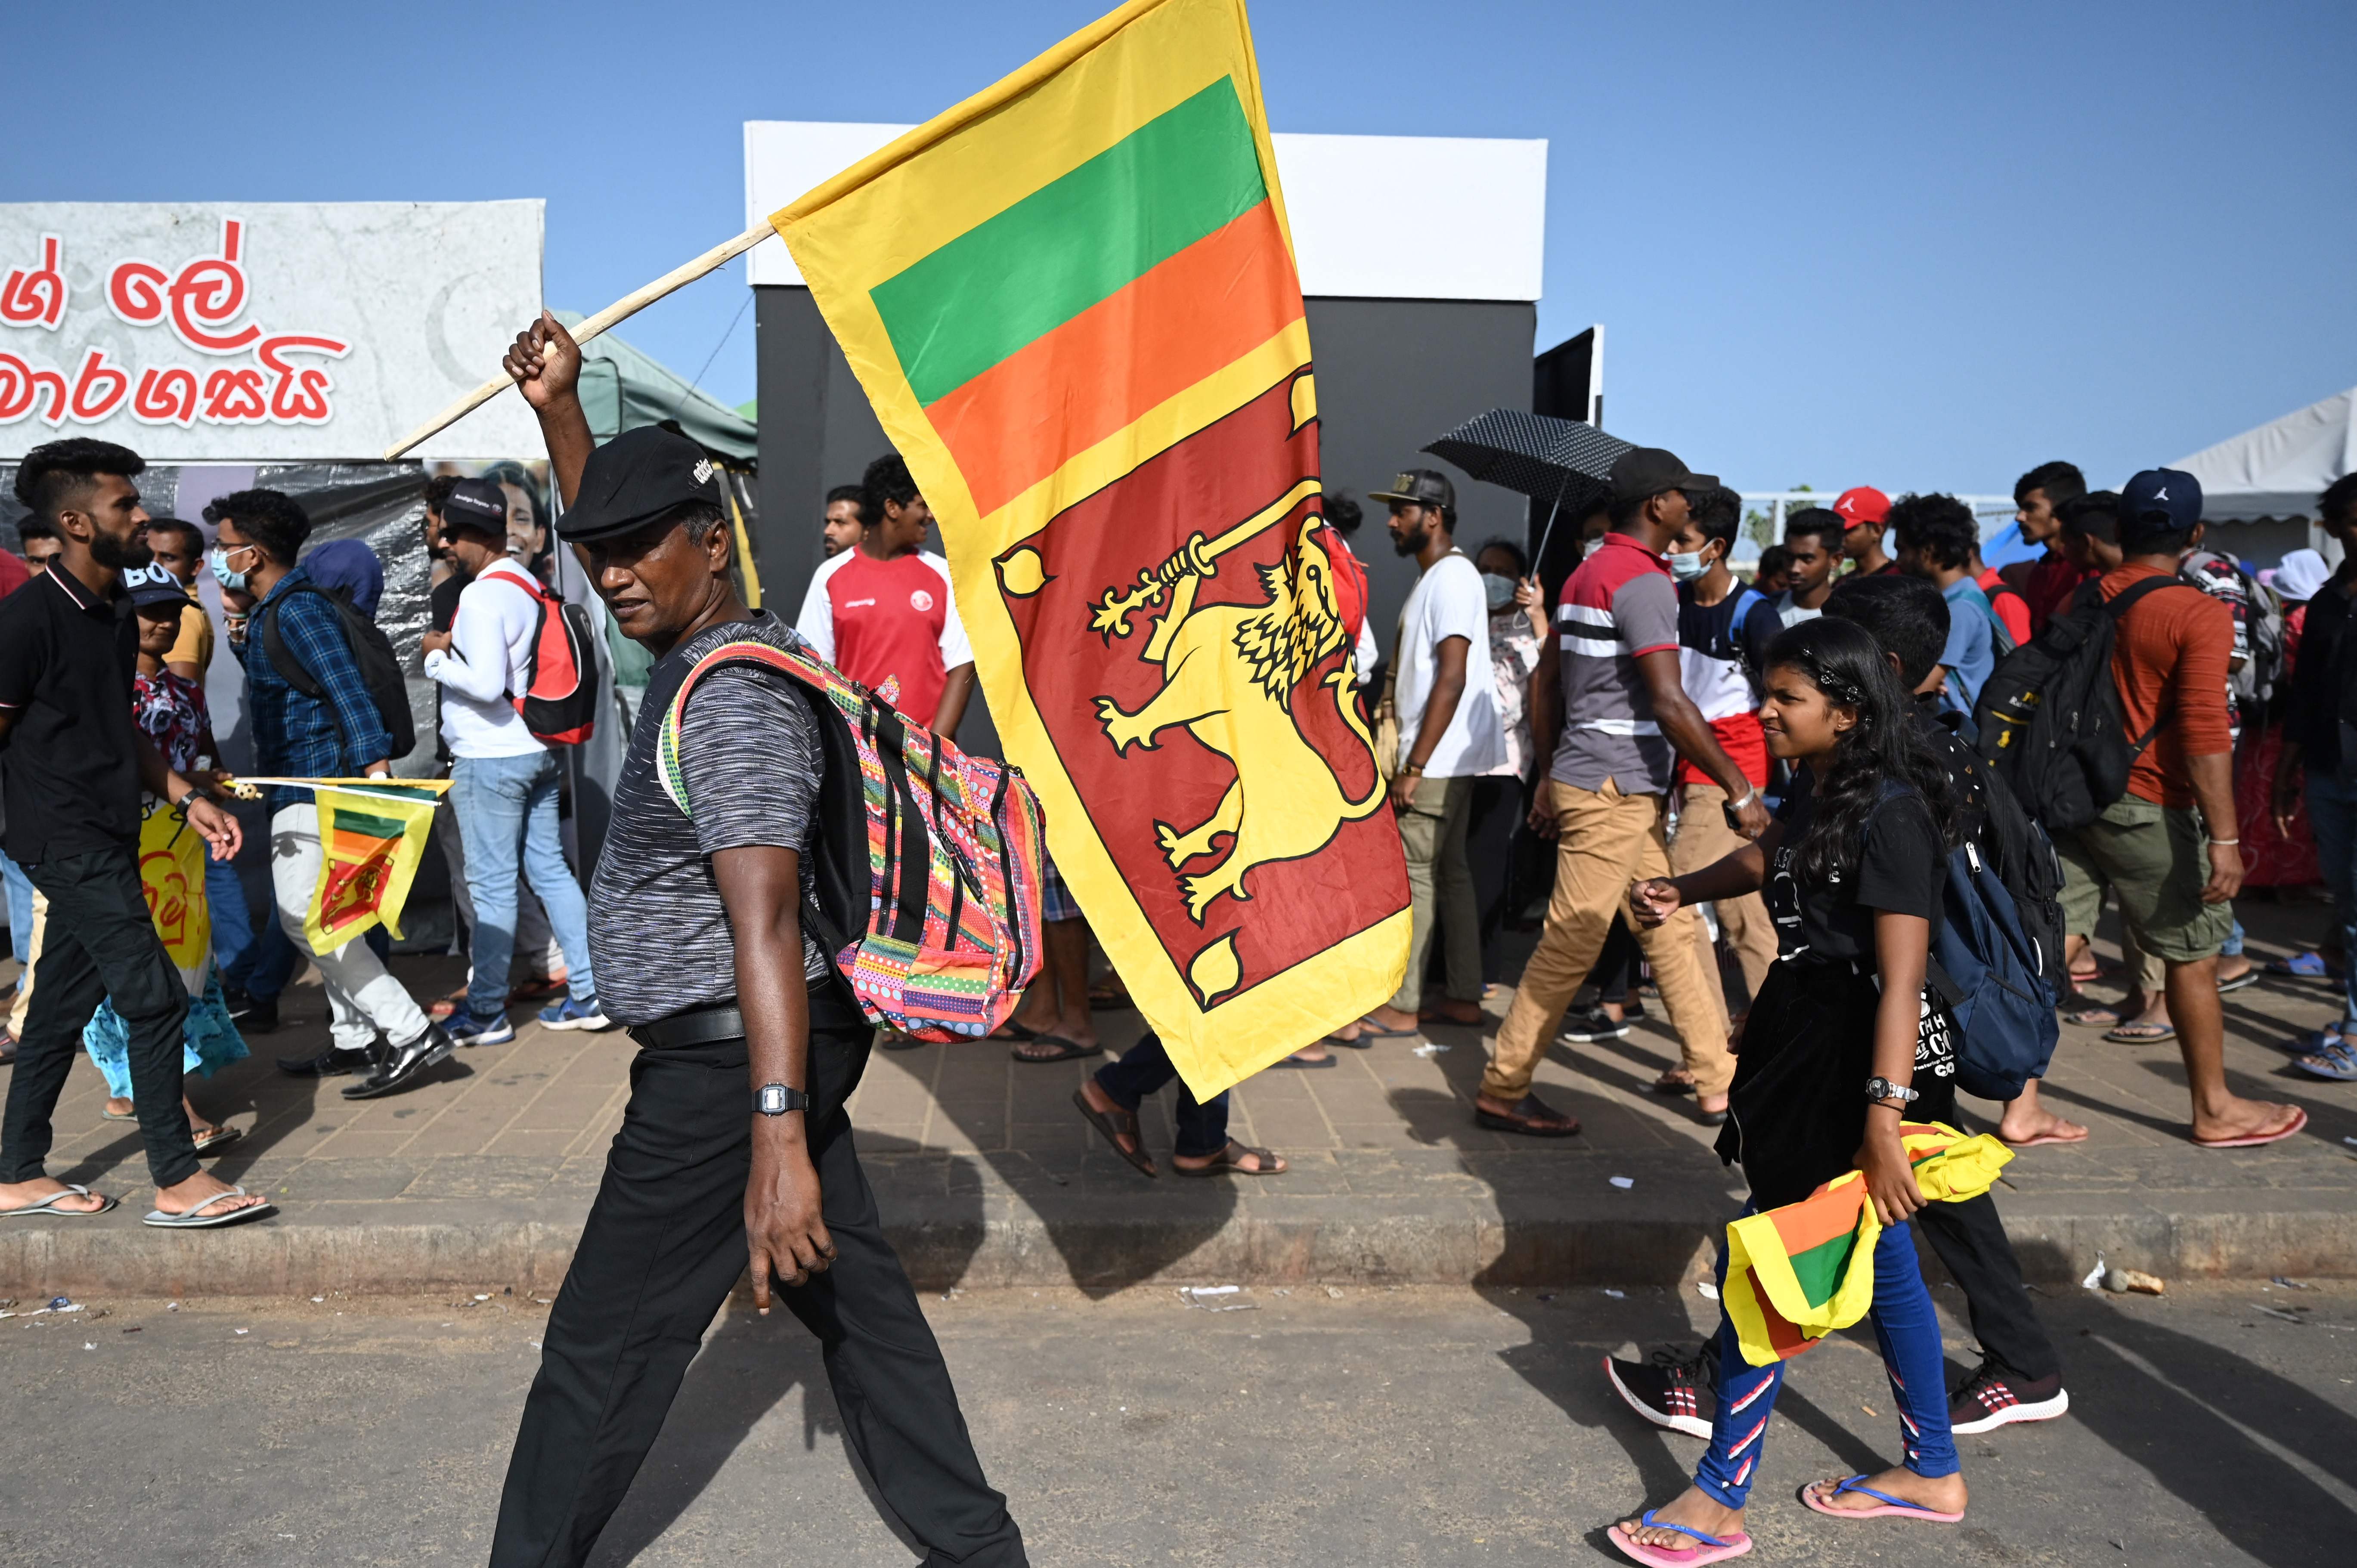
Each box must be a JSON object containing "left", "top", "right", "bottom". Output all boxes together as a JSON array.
[
  {"left": 1, "top": 846, "right": 197, "bottom": 1188},
  {"left": 1912, "top": 1191, "right": 2061, "bottom": 1383},
  {"left": 490, "top": 1008, "right": 1025, "bottom": 1568},
  {"left": 1095, "top": 1032, "right": 1228, "bottom": 1158}
]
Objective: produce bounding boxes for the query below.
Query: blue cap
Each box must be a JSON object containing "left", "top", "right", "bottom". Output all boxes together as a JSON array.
[{"left": 2119, "top": 467, "right": 2202, "bottom": 542}]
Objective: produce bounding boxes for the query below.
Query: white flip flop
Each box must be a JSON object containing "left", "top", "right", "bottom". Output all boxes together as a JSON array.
[
  {"left": 0, "top": 1183, "right": 118, "bottom": 1219},
  {"left": 141, "top": 1185, "right": 276, "bottom": 1229}
]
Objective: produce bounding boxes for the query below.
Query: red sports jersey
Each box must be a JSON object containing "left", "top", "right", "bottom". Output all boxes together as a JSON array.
[{"left": 795, "top": 548, "right": 973, "bottom": 724}]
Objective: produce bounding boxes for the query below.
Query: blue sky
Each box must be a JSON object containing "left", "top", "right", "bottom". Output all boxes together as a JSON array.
[{"left": 10, "top": 0, "right": 2349, "bottom": 493}]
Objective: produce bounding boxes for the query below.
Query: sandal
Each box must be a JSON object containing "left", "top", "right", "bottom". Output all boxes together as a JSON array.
[
  {"left": 191, "top": 1123, "right": 242, "bottom": 1155},
  {"left": 1072, "top": 1089, "right": 1155, "bottom": 1177},
  {"left": 2063, "top": 1005, "right": 2126, "bottom": 1027},
  {"left": 2267, "top": 952, "right": 2340, "bottom": 980},
  {"left": 991, "top": 1019, "right": 1042, "bottom": 1043},
  {"left": 2193, "top": 1105, "right": 2308, "bottom": 1148},
  {"left": 1475, "top": 1093, "right": 1582, "bottom": 1138},
  {"left": 1272, "top": 1050, "right": 1337, "bottom": 1068},
  {"left": 1799, "top": 1475, "right": 1963, "bottom": 1523},
  {"left": 2294, "top": 1041, "right": 2357, "bottom": 1082},
  {"left": 1174, "top": 1139, "right": 1287, "bottom": 1177},
  {"left": 1607, "top": 1511, "right": 1753, "bottom": 1565},
  {"left": 0, "top": 1183, "right": 118, "bottom": 1219},
  {"left": 2217, "top": 968, "right": 2260, "bottom": 994},
  {"left": 1352, "top": 1015, "right": 1421, "bottom": 1039},
  {"left": 2103, "top": 1021, "right": 2176, "bottom": 1043},
  {"left": 1011, "top": 1034, "right": 1100, "bottom": 1064},
  {"left": 1653, "top": 1070, "right": 1697, "bottom": 1097}
]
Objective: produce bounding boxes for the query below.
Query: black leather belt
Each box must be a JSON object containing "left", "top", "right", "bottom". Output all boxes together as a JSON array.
[
  {"left": 631, "top": 1003, "right": 747, "bottom": 1050},
  {"left": 631, "top": 984, "right": 867, "bottom": 1050}
]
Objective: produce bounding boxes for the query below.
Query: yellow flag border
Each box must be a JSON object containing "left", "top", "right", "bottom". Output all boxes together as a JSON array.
[{"left": 773, "top": 0, "right": 1407, "bottom": 1097}]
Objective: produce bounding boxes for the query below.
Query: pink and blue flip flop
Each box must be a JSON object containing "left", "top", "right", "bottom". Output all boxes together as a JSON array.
[
  {"left": 1799, "top": 1475, "right": 1963, "bottom": 1522},
  {"left": 1607, "top": 1511, "right": 1753, "bottom": 1564}
]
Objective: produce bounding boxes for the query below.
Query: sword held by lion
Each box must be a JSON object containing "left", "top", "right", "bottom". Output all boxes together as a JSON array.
[{"left": 1089, "top": 478, "right": 1387, "bottom": 923}]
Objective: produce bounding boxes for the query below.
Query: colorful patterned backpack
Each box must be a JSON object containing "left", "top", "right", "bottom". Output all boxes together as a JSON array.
[{"left": 655, "top": 637, "right": 1046, "bottom": 1041}]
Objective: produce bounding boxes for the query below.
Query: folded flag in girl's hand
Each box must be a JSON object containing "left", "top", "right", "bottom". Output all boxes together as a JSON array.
[{"left": 1723, "top": 1122, "right": 2013, "bottom": 1369}]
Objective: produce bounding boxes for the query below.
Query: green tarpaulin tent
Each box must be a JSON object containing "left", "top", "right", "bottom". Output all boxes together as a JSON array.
[{"left": 552, "top": 309, "right": 756, "bottom": 462}]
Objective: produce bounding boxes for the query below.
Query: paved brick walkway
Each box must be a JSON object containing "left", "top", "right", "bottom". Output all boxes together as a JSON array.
[{"left": 6, "top": 898, "right": 2356, "bottom": 1293}]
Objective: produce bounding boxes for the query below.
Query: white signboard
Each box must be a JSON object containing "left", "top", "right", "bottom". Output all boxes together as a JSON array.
[
  {"left": 744, "top": 123, "right": 1547, "bottom": 303},
  {"left": 0, "top": 201, "right": 544, "bottom": 462}
]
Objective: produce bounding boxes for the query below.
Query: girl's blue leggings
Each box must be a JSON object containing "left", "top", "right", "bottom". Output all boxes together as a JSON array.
[{"left": 1694, "top": 1214, "right": 1959, "bottom": 1508}]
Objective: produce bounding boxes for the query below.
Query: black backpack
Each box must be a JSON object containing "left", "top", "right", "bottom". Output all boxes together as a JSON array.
[
  {"left": 1971, "top": 574, "right": 2191, "bottom": 832},
  {"left": 258, "top": 582, "right": 418, "bottom": 762}
]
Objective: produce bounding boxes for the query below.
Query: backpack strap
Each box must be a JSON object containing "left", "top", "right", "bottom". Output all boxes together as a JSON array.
[
  {"left": 654, "top": 636, "right": 884, "bottom": 965},
  {"left": 256, "top": 584, "right": 332, "bottom": 700}
]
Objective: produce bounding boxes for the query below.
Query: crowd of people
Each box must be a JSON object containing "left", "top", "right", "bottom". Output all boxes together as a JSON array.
[{"left": 1, "top": 309, "right": 2353, "bottom": 1556}]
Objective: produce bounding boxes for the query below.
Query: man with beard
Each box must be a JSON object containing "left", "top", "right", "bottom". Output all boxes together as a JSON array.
[
  {"left": 0, "top": 439, "right": 267, "bottom": 1227},
  {"left": 1358, "top": 469, "right": 1504, "bottom": 1037}
]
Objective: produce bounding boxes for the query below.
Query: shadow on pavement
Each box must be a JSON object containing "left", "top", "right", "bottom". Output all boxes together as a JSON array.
[{"left": 584, "top": 1129, "right": 982, "bottom": 1567}]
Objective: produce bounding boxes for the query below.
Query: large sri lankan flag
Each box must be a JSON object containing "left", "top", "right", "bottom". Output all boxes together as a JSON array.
[{"left": 773, "top": 0, "right": 1408, "bottom": 1097}]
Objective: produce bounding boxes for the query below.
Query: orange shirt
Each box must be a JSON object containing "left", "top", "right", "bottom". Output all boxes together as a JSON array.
[{"left": 2100, "top": 563, "right": 2233, "bottom": 809}]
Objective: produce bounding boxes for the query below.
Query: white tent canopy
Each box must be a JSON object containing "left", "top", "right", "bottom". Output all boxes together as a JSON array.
[{"left": 2172, "top": 386, "right": 2354, "bottom": 521}]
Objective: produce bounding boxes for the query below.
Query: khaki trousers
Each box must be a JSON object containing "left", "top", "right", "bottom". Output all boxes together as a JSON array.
[
  {"left": 1671, "top": 782, "right": 1776, "bottom": 1014},
  {"left": 1388, "top": 774, "right": 1480, "bottom": 1014},
  {"left": 1485, "top": 779, "right": 1733, "bottom": 1100}
]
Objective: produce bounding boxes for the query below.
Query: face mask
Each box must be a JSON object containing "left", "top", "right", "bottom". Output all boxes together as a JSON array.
[
  {"left": 1481, "top": 572, "right": 1518, "bottom": 611},
  {"left": 1668, "top": 550, "right": 1709, "bottom": 582},
  {"left": 208, "top": 545, "right": 250, "bottom": 592}
]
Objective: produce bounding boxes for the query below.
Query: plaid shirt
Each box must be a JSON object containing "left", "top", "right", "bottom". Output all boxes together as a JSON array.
[{"left": 234, "top": 563, "right": 394, "bottom": 813}]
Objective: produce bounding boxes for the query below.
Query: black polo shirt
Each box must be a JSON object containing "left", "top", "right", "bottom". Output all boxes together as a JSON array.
[{"left": 0, "top": 563, "right": 143, "bottom": 864}]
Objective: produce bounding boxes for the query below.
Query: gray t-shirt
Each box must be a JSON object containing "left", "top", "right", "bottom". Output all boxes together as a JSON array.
[{"left": 588, "top": 612, "right": 830, "bottom": 1026}]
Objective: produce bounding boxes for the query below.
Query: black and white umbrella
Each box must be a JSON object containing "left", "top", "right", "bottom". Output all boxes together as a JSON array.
[{"left": 1423, "top": 408, "right": 1634, "bottom": 567}]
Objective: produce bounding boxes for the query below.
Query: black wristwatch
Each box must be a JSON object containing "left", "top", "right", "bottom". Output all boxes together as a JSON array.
[
  {"left": 754, "top": 1083, "right": 810, "bottom": 1116},
  {"left": 1864, "top": 1076, "right": 1918, "bottom": 1108}
]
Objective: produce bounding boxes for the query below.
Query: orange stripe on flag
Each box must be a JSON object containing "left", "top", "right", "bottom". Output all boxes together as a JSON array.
[
  {"left": 1768, "top": 1181, "right": 1866, "bottom": 1257},
  {"left": 924, "top": 198, "right": 1304, "bottom": 516}
]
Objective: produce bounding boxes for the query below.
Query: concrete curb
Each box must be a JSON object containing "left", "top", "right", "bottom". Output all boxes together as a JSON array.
[{"left": 7, "top": 1195, "right": 2354, "bottom": 1298}]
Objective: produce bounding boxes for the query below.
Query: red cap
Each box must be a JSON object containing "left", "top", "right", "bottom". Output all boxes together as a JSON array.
[{"left": 1834, "top": 486, "right": 1891, "bottom": 528}]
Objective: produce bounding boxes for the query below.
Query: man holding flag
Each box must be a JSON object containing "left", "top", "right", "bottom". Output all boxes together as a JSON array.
[{"left": 210, "top": 488, "right": 455, "bottom": 1097}]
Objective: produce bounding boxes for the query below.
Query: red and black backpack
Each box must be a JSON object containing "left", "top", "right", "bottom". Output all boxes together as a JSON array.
[{"left": 499, "top": 573, "right": 600, "bottom": 747}]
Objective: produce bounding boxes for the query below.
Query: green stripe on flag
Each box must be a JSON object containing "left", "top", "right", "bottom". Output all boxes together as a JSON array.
[
  {"left": 871, "top": 77, "right": 1268, "bottom": 406},
  {"left": 331, "top": 807, "right": 410, "bottom": 841},
  {"left": 1785, "top": 1224, "right": 1863, "bottom": 1308}
]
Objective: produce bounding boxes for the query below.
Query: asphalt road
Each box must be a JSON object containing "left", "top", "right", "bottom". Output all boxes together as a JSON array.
[{"left": 1, "top": 1280, "right": 2351, "bottom": 1567}]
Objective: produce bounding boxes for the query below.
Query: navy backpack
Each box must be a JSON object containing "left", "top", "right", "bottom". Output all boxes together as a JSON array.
[{"left": 1931, "top": 838, "right": 2061, "bottom": 1102}]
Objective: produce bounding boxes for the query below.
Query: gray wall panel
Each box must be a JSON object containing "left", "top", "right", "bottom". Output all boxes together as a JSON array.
[{"left": 754, "top": 286, "right": 1535, "bottom": 711}]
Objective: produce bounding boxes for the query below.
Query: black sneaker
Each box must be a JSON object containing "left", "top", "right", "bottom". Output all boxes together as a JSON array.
[
  {"left": 1604, "top": 1345, "right": 1717, "bottom": 1439},
  {"left": 276, "top": 1043, "right": 375, "bottom": 1077},
  {"left": 229, "top": 989, "right": 281, "bottom": 1033},
  {"left": 1558, "top": 1005, "right": 1630, "bottom": 1043},
  {"left": 1948, "top": 1358, "right": 2069, "bottom": 1434}
]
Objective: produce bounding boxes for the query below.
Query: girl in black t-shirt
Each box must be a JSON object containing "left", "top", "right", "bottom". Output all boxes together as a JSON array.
[{"left": 1606, "top": 618, "right": 1970, "bottom": 1562}]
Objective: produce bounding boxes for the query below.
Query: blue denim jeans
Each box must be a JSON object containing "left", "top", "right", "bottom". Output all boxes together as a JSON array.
[
  {"left": 3, "top": 852, "right": 33, "bottom": 968},
  {"left": 204, "top": 854, "right": 256, "bottom": 976},
  {"left": 451, "top": 749, "right": 595, "bottom": 1017},
  {"left": 2306, "top": 769, "right": 2357, "bottom": 1031},
  {"left": 1694, "top": 1209, "right": 1957, "bottom": 1508}
]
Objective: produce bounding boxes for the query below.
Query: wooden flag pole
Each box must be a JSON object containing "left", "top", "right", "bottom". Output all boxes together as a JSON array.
[{"left": 381, "top": 218, "right": 777, "bottom": 460}]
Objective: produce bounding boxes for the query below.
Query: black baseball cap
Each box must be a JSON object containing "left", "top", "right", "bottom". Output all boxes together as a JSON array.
[
  {"left": 1609, "top": 447, "right": 1719, "bottom": 504},
  {"left": 558, "top": 427, "right": 727, "bottom": 543},
  {"left": 1369, "top": 468, "right": 1456, "bottom": 511},
  {"left": 440, "top": 476, "right": 509, "bottom": 536},
  {"left": 121, "top": 560, "right": 193, "bottom": 608}
]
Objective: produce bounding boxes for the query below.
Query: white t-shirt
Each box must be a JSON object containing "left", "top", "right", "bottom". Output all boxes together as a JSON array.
[
  {"left": 423, "top": 558, "right": 544, "bottom": 759},
  {"left": 1393, "top": 551, "right": 1505, "bottom": 778},
  {"left": 1775, "top": 591, "right": 1823, "bottom": 629}
]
